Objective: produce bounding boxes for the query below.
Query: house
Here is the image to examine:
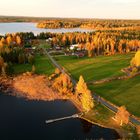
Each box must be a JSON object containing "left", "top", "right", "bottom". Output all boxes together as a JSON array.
[
  {"left": 55, "top": 45, "right": 61, "bottom": 50},
  {"left": 70, "top": 44, "right": 79, "bottom": 50},
  {"left": 74, "top": 52, "right": 85, "bottom": 58},
  {"left": 46, "top": 38, "right": 53, "bottom": 42}
]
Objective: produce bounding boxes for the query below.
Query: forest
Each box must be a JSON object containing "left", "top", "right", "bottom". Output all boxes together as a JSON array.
[{"left": 37, "top": 19, "right": 140, "bottom": 30}]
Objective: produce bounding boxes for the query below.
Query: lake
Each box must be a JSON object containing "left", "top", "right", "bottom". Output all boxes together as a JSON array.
[
  {"left": 0, "top": 22, "right": 93, "bottom": 35},
  {"left": 0, "top": 93, "right": 120, "bottom": 140}
]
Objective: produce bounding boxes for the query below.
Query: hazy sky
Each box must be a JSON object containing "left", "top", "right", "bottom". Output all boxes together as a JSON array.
[{"left": 0, "top": 0, "right": 140, "bottom": 19}]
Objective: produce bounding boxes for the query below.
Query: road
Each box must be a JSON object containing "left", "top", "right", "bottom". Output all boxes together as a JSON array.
[{"left": 45, "top": 50, "right": 140, "bottom": 126}]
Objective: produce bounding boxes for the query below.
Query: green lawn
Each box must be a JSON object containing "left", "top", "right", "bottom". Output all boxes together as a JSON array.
[
  {"left": 13, "top": 55, "right": 55, "bottom": 75},
  {"left": 55, "top": 53, "right": 140, "bottom": 117},
  {"left": 55, "top": 53, "right": 134, "bottom": 82},
  {"left": 89, "top": 76, "right": 140, "bottom": 117}
]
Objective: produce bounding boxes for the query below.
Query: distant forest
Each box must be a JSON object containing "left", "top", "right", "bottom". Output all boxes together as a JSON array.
[
  {"left": 1, "top": 16, "right": 140, "bottom": 31},
  {"left": 36, "top": 18, "right": 140, "bottom": 31}
]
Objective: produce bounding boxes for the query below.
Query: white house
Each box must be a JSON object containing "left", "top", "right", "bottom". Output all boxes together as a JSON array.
[
  {"left": 46, "top": 38, "right": 53, "bottom": 42},
  {"left": 70, "top": 44, "right": 79, "bottom": 50}
]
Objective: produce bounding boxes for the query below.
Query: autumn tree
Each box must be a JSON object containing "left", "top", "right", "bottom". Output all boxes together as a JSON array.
[
  {"left": 86, "top": 42, "right": 94, "bottom": 57},
  {"left": 110, "top": 39, "right": 115, "bottom": 55},
  {"left": 1, "top": 37, "right": 6, "bottom": 46},
  {"left": 6, "top": 35, "right": 13, "bottom": 46},
  {"left": 55, "top": 68, "right": 61, "bottom": 75},
  {"left": 114, "top": 106, "right": 130, "bottom": 126},
  {"left": 16, "top": 35, "right": 22, "bottom": 46},
  {"left": 76, "top": 75, "right": 94, "bottom": 112},
  {"left": 0, "top": 56, "right": 4, "bottom": 71},
  {"left": 130, "top": 50, "right": 140, "bottom": 67},
  {"left": 52, "top": 73, "right": 73, "bottom": 95}
]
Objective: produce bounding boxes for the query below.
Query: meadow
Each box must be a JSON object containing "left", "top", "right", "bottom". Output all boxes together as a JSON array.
[
  {"left": 13, "top": 55, "right": 55, "bottom": 75},
  {"left": 55, "top": 53, "right": 140, "bottom": 117}
]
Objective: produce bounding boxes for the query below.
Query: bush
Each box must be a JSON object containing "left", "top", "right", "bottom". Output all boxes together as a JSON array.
[
  {"left": 6, "top": 62, "right": 14, "bottom": 75},
  {"left": 18, "top": 53, "right": 25, "bottom": 64},
  {"left": 130, "top": 67, "right": 138, "bottom": 76},
  {"left": 28, "top": 54, "right": 35, "bottom": 64}
]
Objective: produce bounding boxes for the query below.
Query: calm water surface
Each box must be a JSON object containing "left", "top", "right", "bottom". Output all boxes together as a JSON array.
[
  {"left": 0, "top": 94, "right": 120, "bottom": 140},
  {"left": 0, "top": 22, "right": 93, "bottom": 35}
]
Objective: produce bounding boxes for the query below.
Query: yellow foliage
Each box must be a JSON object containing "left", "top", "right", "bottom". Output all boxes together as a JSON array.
[
  {"left": 6, "top": 36, "right": 12, "bottom": 46},
  {"left": 130, "top": 50, "right": 140, "bottom": 67},
  {"left": 130, "top": 67, "right": 138, "bottom": 75},
  {"left": 52, "top": 73, "right": 73, "bottom": 95},
  {"left": 16, "top": 35, "right": 22, "bottom": 46},
  {"left": 80, "top": 89, "right": 94, "bottom": 112},
  {"left": 86, "top": 42, "right": 94, "bottom": 57},
  {"left": 134, "top": 50, "right": 140, "bottom": 67},
  {"left": 55, "top": 68, "right": 61, "bottom": 75},
  {"left": 76, "top": 75, "right": 88, "bottom": 94},
  {"left": 76, "top": 75, "right": 94, "bottom": 112},
  {"left": 115, "top": 106, "right": 130, "bottom": 126},
  {"left": 130, "top": 57, "right": 135, "bottom": 67}
]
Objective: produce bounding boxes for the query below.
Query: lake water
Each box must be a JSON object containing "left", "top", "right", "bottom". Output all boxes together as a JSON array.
[
  {"left": 0, "top": 22, "right": 93, "bottom": 35},
  {"left": 0, "top": 93, "right": 120, "bottom": 140}
]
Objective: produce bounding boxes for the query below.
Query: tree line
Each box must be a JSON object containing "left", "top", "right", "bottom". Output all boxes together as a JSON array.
[
  {"left": 8, "top": 30, "right": 140, "bottom": 58},
  {"left": 48, "top": 31, "right": 140, "bottom": 57},
  {"left": 37, "top": 19, "right": 140, "bottom": 30},
  {"left": 0, "top": 34, "right": 34, "bottom": 75}
]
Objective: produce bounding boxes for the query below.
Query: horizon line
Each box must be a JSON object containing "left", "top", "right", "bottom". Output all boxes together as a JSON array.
[{"left": 0, "top": 15, "right": 140, "bottom": 21}]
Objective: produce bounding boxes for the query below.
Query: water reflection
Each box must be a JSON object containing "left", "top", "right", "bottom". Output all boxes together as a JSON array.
[
  {"left": 80, "top": 119, "right": 92, "bottom": 133},
  {"left": 0, "top": 93, "right": 120, "bottom": 140}
]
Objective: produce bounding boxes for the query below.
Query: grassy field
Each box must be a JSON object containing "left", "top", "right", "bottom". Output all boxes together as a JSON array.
[
  {"left": 89, "top": 76, "right": 140, "bottom": 117},
  {"left": 55, "top": 53, "right": 134, "bottom": 82},
  {"left": 13, "top": 55, "right": 55, "bottom": 75},
  {"left": 55, "top": 53, "right": 140, "bottom": 117}
]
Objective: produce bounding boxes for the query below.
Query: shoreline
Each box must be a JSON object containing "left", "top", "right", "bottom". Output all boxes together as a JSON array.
[{"left": 0, "top": 74, "right": 124, "bottom": 138}]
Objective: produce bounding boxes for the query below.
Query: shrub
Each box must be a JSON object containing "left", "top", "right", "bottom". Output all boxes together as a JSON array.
[
  {"left": 130, "top": 67, "right": 138, "bottom": 76},
  {"left": 28, "top": 54, "right": 34, "bottom": 64},
  {"left": 18, "top": 53, "right": 25, "bottom": 64}
]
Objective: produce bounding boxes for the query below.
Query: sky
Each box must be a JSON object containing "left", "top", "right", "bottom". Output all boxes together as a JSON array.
[{"left": 0, "top": 0, "right": 140, "bottom": 19}]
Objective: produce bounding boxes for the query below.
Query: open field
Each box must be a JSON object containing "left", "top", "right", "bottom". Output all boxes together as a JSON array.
[
  {"left": 13, "top": 55, "right": 55, "bottom": 75},
  {"left": 55, "top": 53, "right": 140, "bottom": 117},
  {"left": 90, "top": 76, "right": 140, "bottom": 117},
  {"left": 55, "top": 53, "right": 134, "bottom": 82}
]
